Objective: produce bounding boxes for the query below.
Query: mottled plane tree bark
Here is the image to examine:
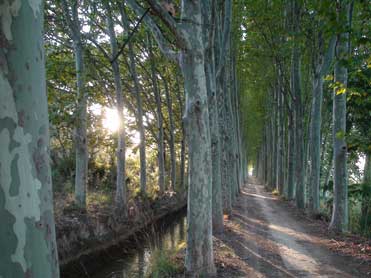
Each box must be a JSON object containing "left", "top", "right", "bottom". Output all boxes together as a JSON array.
[
  {"left": 0, "top": 0, "right": 60, "bottom": 276},
  {"left": 291, "top": 0, "right": 305, "bottom": 209},
  {"left": 329, "top": 0, "right": 353, "bottom": 232},
  {"left": 308, "top": 33, "right": 336, "bottom": 215},
  {"left": 202, "top": 0, "right": 224, "bottom": 233},
  {"left": 60, "top": 0, "right": 88, "bottom": 208},
  {"left": 216, "top": 0, "right": 235, "bottom": 214}
]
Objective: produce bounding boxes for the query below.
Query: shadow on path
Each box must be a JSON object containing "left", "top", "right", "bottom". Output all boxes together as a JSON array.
[{"left": 215, "top": 178, "right": 368, "bottom": 277}]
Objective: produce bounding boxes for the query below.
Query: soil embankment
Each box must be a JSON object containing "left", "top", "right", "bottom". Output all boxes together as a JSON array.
[{"left": 56, "top": 192, "right": 186, "bottom": 276}]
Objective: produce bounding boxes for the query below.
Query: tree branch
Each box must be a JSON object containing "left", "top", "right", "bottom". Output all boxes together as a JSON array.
[
  {"left": 125, "top": 0, "right": 179, "bottom": 62},
  {"left": 144, "top": 0, "right": 187, "bottom": 48}
]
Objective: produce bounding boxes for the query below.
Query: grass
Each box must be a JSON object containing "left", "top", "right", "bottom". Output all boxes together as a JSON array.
[
  {"left": 87, "top": 191, "right": 113, "bottom": 207},
  {"left": 147, "top": 241, "right": 186, "bottom": 278},
  {"left": 54, "top": 190, "right": 113, "bottom": 216}
]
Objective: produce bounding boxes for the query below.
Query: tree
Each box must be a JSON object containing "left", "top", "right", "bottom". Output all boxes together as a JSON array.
[
  {"left": 161, "top": 72, "right": 177, "bottom": 191},
  {"left": 104, "top": 1, "right": 128, "bottom": 213},
  {"left": 202, "top": 0, "right": 226, "bottom": 233},
  {"left": 290, "top": 0, "right": 305, "bottom": 209},
  {"left": 121, "top": 5, "right": 147, "bottom": 194},
  {"left": 60, "top": 0, "right": 89, "bottom": 208},
  {"left": 0, "top": 0, "right": 60, "bottom": 276},
  {"left": 308, "top": 29, "right": 336, "bottom": 214},
  {"left": 125, "top": 0, "right": 216, "bottom": 274},
  {"left": 147, "top": 34, "right": 166, "bottom": 193},
  {"left": 329, "top": 0, "right": 353, "bottom": 232}
]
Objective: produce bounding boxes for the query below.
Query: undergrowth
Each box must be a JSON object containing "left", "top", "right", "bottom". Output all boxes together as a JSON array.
[{"left": 147, "top": 241, "right": 186, "bottom": 277}]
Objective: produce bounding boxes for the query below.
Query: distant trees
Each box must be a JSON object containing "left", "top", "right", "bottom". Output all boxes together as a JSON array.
[{"left": 238, "top": 0, "right": 371, "bottom": 234}]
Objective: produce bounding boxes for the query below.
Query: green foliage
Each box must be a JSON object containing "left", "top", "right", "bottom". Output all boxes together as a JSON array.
[
  {"left": 87, "top": 191, "right": 113, "bottom": 207},
  {"left": 322, "top": 182, "right": 371, "bottom": 236},
  {"left": 335, "top": 130, "right": 345, "bottom": 140},
  {"left": 44, "top": 0, "right": 187, "bottom": 206},
  {"left": 148, "top": 251, "right": 179, "bottom": 278},
  {"left": 234, "top": 0, "right": 371, "bottom": 237},
  {"left": 147, "top": 241, "right": 185, "bottom": 277}
]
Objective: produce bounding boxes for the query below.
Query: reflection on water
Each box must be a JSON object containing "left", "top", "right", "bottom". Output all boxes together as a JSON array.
[{"left": 90, "top": 213, "right": 187, "bottom": 278}]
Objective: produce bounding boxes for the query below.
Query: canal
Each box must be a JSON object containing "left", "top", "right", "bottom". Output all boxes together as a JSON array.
[{"left": 62, "top": 209, "right": 187, "bottom": 278}]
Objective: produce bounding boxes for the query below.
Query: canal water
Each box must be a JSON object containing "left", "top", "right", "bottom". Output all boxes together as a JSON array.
[{"left": 64, "top": 210, "right": 187, "bottom": 278}]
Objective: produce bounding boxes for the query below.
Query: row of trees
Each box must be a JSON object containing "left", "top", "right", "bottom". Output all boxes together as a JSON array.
[
  {"left": 238, "top": 0, "right": 371, "bottom": 234},
  {"left": 1, "top": 0, "right": 247, "bottom": 277}
]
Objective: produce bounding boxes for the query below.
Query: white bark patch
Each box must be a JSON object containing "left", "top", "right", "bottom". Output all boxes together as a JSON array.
[
  {"left": 27, "top": 0, "right": 42, "bottom": 17},
  {"left": 0, "top": 0, "right": 22, "bottom": 41},
  {"left": 0, "top": 74, "right": 17, "bottom": 120},
  {"left": 0, "top": 73, "right": 42, "bottom": 272}
]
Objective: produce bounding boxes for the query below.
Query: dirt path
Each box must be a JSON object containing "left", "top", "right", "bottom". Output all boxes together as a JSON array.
[{"left": 214, "top": 178, "right": 371, "bottom": 277}]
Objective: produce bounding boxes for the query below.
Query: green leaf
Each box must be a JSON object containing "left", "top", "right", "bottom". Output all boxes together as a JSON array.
[
  {"left": 336, "top": 87, "right": 347, "bottom": 95},
  {"left": 335, "top": 130, "right": 346, "bottom": 140}
]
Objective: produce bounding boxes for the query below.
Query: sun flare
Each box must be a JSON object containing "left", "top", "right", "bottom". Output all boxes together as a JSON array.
[{"left": 102, "top": 107, "right": 120, "bottom": 133}]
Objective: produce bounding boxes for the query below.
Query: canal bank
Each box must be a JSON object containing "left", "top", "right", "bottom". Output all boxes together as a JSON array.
[{"left": 58, "top": 192, "right": 186, "bottom": 277}]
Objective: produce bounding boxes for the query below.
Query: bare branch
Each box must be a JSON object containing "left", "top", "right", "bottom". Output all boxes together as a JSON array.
[{"left": 125, "top": 0, "right": 180, "bottom": 62}]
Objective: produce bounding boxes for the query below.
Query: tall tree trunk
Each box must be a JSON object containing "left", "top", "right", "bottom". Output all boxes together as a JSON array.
[
  {"left": 215, "top": 0, "right": 235, "bottom": 212},
  {"left": 176, "top": 74, "right": 186, "bottom": 190},
  {"left": 73, "top": 35, "right": 88, "bottom": 209},
  {"left": 106, "top": 3, "right": 127, "bottom": 213},
  {"left": 202, "top": 0, "right": 224, "bottom": 233},
  {"left": 287, "top": 109, "right": 295, "bottom": 199},
  {"left": 181, "top": 2, "right": 215, "bottom": 274},
  {"left": 219, "top": 86, "right": 232, "bottom": 214},
  {"left": 61, "top": 0, "right": 88, "bottom": 208},
  {"left": 277, "top": 86, "right": 285, "bottom": 194},
  {"left": 163, "top": 77, "right": 177, "bottom": 191},
  {"left": 291, "top": 0, "right": 304, "bottom": 208},
  {"left": 231, "top": 54, "right": 242, "bottom": 192},
  {"left": 181, "top": 41, "right": 215, "bottom": 278},
  {"left": 223, "top": 79, "right": 238, "bottom": 201},
  {"left": 262, "top": 129, "right": 268, "bottom": 185},
  {"left": 122, "top": 8, "right": 147, "bottom": 193},
  {"left": 179, "top": 129, "right": 186, "bottom": 188},
  {"left": 125, "top": 1, "right": 216, "bottom": 274},
  {"left": 309, "top": 36, "right": 336, "bottom": 215},
  {"left": 266, "top": 121, "right": 273, "bottom": 188},
  {"left": 309, "top": 76, "right": 323, "bottom": 213},
  {"left": 329, "top": 0, "right": 353, "bottom": 232},
  {"left": 227, "top": 87, "right": 239, "bottom": 199},
  {"left": 256, "top": 151, "right": 260, "bottom": 178},
  {"left": 0, "top": 1, "right": 60, "bottom": 275},
  {"left": 147, "top": 34, "right": 165, "bottom": 193},
  {"left": 361, "top": 153, "right": 371, "bottom": 232},
  {"left": 203, "top": 27, "right": 224, "bottom": 234},
  {"left": 282, "top": 104, "right": 288, "bottom": 196},
  {"left": 322, "top": 148, "right": 333, "bottom": 198},
  {"left": 272, "top": 88, "right": 278, "bottom": 190}
]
